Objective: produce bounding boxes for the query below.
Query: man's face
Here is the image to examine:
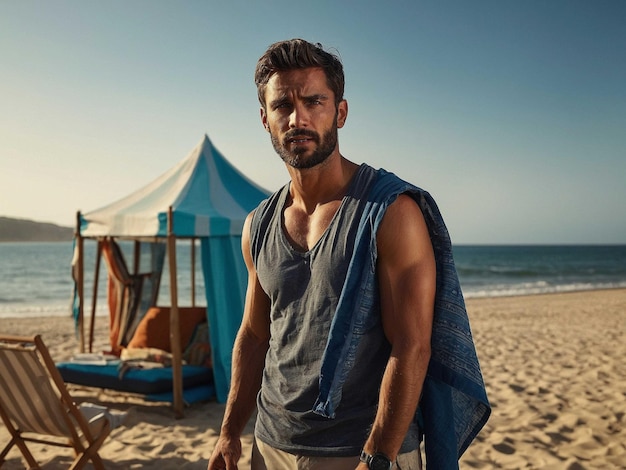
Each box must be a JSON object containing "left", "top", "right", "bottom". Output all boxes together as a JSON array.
[{"left": 261, "top": 67, "right": 347, "bottom": 169}]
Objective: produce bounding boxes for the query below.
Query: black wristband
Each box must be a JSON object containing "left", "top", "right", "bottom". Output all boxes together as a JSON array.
[{"left": 359, "top": 450, "right": 394, "bottom": 470}]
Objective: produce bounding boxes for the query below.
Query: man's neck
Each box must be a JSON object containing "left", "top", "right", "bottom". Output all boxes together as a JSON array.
[{"left": 286, "top": 154, "right": 359, "bottom": 213}]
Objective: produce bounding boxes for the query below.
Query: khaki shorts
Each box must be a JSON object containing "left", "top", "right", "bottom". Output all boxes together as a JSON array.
[{"left": 251, "top": 438, "right": 422, "bottom": 470}]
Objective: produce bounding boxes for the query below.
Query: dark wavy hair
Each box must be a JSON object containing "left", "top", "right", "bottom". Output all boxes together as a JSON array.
[{"left": 254, "top": 38, "right": 345, "bottom": 109}]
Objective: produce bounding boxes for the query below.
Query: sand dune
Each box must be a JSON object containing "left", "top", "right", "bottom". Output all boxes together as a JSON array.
[{"left": 1, "top": 289, "right": 625, "bottom": 469}]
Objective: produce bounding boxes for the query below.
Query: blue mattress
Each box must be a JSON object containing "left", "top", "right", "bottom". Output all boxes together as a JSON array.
[{"left": 57, "top": 361, "right": 215, "bottom": 403}]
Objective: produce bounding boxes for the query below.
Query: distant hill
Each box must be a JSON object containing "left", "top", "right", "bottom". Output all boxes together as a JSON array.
[{"left": 0, "top": 217, "right": 74, "bottom": 242}]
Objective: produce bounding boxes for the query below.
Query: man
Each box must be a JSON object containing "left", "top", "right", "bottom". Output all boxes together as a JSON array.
[{"left": 208, "top": 39, "right": 489, "bottom": 470}]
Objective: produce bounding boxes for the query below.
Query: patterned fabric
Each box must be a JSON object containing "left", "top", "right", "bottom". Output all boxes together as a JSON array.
[{"left": 312, "top": 166, "right": 491, "bottom": 469}]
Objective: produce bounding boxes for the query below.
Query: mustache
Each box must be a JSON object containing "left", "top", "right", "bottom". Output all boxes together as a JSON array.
[{"left": 283, "top": 128, "right": 319, "bottom": 142}]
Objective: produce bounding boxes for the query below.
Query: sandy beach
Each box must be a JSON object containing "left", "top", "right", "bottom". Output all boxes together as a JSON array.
[{"left": 1, "top": 289, "right": 625, "bottom": 469}]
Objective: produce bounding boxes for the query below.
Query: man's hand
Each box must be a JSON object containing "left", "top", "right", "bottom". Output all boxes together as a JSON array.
[{"left": 207, "top": 434, "right": 242, "bottom": 470}]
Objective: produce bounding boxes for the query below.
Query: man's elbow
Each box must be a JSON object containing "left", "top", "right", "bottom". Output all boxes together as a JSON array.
[
  {"left": 416, "top": 341, "right": 431, "bottom": 369},
  {"left": 393, "top": 339, "right": 431, "bottom": 368}
]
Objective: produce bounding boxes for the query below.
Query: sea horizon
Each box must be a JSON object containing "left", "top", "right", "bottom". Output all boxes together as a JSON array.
[{"left": 1, "top": 241, "right": 625, "bottom": 319}]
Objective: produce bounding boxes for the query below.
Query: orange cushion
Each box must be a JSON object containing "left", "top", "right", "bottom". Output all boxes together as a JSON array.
[{"left": 127, "top": 307, "right": 207, "bottom": 352}]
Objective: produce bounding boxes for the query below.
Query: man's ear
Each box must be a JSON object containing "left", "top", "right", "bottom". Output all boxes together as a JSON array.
[
  {"left": 260, "top": 107, "right": 270, "bottom": 132},
  {"left": 337, "top": 100, "right": 348, "bottom": 129}
]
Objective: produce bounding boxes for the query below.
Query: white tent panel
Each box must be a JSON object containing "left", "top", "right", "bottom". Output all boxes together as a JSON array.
[{"left": 80, "top": 135, "right": 269, "bottom": 238}]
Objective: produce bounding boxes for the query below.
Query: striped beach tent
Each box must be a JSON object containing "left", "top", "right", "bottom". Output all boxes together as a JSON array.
[{"left": 72, "top": 134, "right": 270, "bottom": 416}]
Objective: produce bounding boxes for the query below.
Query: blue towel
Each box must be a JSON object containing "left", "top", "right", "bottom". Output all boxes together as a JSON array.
[{"left": 313, "top": 167, "right": 490, "bottom": 469}]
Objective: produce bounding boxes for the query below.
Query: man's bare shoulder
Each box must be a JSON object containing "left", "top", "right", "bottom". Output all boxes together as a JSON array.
[
  {"left": 381, "top": 193, "right": 426, "bottom": 230},
  {"left": 377, "top": 193, "right": 433, "bottom": 259}
]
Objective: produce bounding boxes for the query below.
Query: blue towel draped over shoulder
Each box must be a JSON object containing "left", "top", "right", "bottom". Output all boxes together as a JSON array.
[{"left": 312, "top": 168, "right": 490, "bottom": 469}]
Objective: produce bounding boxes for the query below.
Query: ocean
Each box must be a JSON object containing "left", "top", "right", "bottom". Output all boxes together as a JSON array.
[{"left": 1, "top": 242, "right": 626, "bottom": 319}]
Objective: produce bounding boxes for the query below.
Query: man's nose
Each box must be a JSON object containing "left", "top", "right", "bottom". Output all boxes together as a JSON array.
[{"left": 289, "top": 103, "right": 309, "bottom": 128}]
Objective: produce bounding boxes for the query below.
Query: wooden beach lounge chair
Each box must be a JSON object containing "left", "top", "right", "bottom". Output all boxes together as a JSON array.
[{"left": 0, "top": 334, "right": 126, "bottom": 469}]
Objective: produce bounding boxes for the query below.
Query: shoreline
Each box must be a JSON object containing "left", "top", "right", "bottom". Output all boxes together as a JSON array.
[
  {"left": 1, "top": 289, "right": 625, "bottom": 468},
  {"left": 2, "top": 285, "right": 626, "bottom": 320}
]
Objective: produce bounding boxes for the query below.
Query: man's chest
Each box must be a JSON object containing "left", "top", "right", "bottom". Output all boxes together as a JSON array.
[{"left": 282, "top": 200, "right": 343, "bottom": 252}]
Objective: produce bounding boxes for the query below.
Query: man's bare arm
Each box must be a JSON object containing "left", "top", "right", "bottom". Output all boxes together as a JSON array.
[
  {"left": 359, "top": 194, "right": 436, "bottom": 467},
  {"left": 208, "top": 213, "right": 270, "bottom": 470}
]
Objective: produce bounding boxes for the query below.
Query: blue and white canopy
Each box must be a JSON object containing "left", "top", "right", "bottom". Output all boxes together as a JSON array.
[
  {"left": 75, "top": 134, "right": 271, "bottom": 405},
  {"left": 80, "top": 134, "right": 270, "bottom": 238}
]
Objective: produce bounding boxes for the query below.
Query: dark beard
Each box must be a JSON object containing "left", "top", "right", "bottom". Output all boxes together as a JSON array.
[{"left": 270, "top": 120, "right": 339, "bottom": 170}]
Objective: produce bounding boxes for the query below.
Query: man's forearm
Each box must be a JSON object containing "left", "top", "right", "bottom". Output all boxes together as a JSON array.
[
  {"left": 363, "top": 345, "right": 430, "bottom": 461},
  {"left": 220, "top": 328, "right": 267, "bottom": 438}
]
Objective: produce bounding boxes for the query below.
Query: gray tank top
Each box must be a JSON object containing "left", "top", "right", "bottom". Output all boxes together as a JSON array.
[{"left": 250, "top": 164, "right": 417, "bottom": 456}]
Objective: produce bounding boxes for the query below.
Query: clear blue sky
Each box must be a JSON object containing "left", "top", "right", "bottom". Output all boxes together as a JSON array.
[{"left": 1, "top": 1, "right": 625, "bottom": 244}]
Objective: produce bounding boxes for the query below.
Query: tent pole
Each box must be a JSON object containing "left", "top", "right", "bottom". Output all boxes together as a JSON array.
[
  {"left": 167, "top": 207, "right": 184, "bottom": 418},
  {"left": 191, "top": 239, "right": 196, "bottom": 307},
  {"left": 133, "top": 240, "right": 140, "bottom": 274},
  {"left": 75, "top": 211, "right": 85, "bottom": 353},
  {"left": 88, "top": 240, "right": 103, "bottom": 353}
]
